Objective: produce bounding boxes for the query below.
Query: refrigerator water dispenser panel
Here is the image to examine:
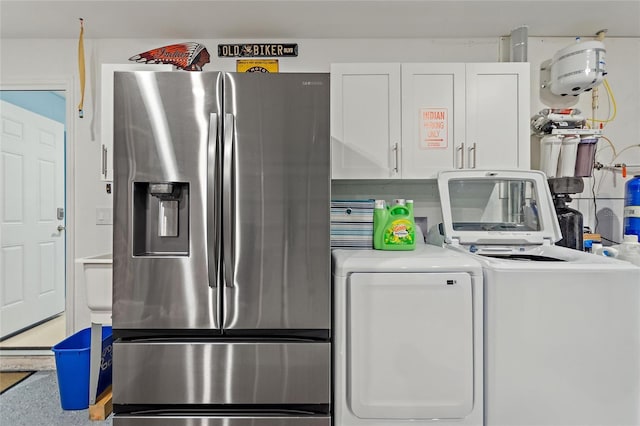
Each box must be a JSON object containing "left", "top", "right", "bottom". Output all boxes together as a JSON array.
[{"left": 132, "top": 182, "right": 189, "bottom": 256}]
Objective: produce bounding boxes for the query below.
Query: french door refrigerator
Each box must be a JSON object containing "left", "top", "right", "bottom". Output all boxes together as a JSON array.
[{"left": 111, "top": 71, "right": 331, "bottom": 425}]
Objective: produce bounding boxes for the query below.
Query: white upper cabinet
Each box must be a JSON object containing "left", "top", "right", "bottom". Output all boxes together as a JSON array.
[
  {"left": 331, "top": 63, "right": 401, "bottom": 179},
  {"left": 401, "top": 63, "right": 466, "bottom": 177},
  {"left": 464, "top": 63, "right": 530, "bottom": 170},
  {"left": 331, "top": 62, "right": 530, "bottom": 179},
  {"left": 100, "top": 63, "right": 172, "bottom": 181}
]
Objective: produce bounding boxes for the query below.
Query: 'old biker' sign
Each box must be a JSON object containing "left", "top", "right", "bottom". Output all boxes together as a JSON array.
[{"left": 218, "top": 43, "right": 298, "bottom": 57}]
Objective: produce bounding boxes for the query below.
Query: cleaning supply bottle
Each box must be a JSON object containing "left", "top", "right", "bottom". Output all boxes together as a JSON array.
[
  {"left": 591, "top": 242, "right": 606, "bottom": 255},
  {"left": 373, "top": 199, "right": 416, "bottom": 250},
  {"left": 373, "top": 200, "right": 387, "bottom": 249},
  {"left": 610, "top": 235, "right": 640, "bottom": 266}
]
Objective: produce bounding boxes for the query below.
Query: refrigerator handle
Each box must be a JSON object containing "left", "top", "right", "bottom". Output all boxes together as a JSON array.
[
  {"left": 223, "top": 113, "right": 235, "bottom": 289},
  {"left": 207, "top": 113, "right": 220, "bottom": 288}
]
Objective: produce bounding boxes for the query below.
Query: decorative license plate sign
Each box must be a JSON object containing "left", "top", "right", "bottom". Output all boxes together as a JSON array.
[
  {"left": 218, "top": 43, "right": 298, "bottom": 57},
  {"left": 419, "top": 108, "right": 448, "bottom": 149},
  {"left": 236, "top": 60, "right": 279, "bottom": 73}
]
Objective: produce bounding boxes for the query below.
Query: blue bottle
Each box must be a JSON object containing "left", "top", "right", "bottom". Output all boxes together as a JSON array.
[{"left": 624, "top": 175, "right": 640, "bottom": 239}]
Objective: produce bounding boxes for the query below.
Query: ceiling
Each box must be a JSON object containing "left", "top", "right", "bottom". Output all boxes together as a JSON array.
[{"left": 1, "top": 0, "right": 639, "bottom": 40}]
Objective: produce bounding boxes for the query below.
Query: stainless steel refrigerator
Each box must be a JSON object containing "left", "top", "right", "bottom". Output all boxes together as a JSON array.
[{"left": 111, "top": 71, "right": 331, "bottom": 425}]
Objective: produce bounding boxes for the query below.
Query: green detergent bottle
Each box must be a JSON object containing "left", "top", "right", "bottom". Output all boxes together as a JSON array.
[{"left": 373, "top": 199, "right": 416, "bottom": 250}]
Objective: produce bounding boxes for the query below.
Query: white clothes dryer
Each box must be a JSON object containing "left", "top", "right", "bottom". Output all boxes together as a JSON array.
[
  {"left": 434, "top": 170, "right": 640, "bottom": 426},
  {"left": 332, "top": 244, "right": 484, "bottom": 426}
]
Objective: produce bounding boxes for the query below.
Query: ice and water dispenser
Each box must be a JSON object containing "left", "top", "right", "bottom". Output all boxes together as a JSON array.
[{"left": 132, "top": 182, "right": 189, "bottom": 256}]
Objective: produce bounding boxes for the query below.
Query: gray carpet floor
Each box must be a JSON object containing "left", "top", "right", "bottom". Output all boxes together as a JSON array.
[{"left": 0, "top": 370, "right": 113, "bottom": 425}]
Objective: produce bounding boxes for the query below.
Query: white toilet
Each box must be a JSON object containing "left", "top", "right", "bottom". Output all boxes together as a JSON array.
[{"left": 76, "top": 254, "right": 112, "bottom": 324}]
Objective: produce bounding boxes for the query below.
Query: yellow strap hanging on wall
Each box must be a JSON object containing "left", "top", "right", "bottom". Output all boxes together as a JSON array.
[{"left": 78, "top": 18, "right": 85, "bottom": 118}]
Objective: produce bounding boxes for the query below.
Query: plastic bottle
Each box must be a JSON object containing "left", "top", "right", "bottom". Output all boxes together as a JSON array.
[
  {"left": 583, "top": 239, "right": 593, "bottom": 253},
  {"left": 591, "top": 242, "right": 605, "bottom": 255},
  {"left": 609, "top": 235, "right": 640, "bottom": 266},
  {"left": 373, "top": 199, "right": 416, "bottom": 251},
  {"left": 373, "top": 200, "right": 387, "bottom": 250},
  {"left": 406, "top": 199, "right": 414, "bottom": 215},
  {"left": 590, "top": 243, "right": 617, "bottom": 258},
  {"left": 623, "top": 175, "right": 640, "bottom": 239}
]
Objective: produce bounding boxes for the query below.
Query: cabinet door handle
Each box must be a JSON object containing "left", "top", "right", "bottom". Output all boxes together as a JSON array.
[
  {"left": 468, "top": 143, "right": 477, "bottom": 168},
  {"left": 101, "top": 144, "right": 107, "bottom": 177},
  {"left": 393, "top": 143, "right": 399, "bottom": 174},
  {"left": 456, "top": 143, "right": 465, "bottom": 169}
]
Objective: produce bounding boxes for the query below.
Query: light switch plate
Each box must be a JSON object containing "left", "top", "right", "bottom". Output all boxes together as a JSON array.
[{"left": 96, "top": 207, "right": 113, "bottom": 225}]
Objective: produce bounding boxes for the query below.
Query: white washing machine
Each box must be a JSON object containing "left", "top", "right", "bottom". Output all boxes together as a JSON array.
[
  {"left": 434, "top": 169, "right": 640, "bottom": 426},
  {"left": 332, "top": 244, "right": 484, "bottom": 426}
]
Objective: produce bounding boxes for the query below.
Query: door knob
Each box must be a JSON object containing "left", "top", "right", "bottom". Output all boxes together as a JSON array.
[{"left": 57, "top": 225, "right": 66, "bottom": 232}]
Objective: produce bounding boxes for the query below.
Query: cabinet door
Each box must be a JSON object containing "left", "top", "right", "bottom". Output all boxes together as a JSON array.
[
  {"left": 465, "top": 63, "right": 530, "bottom": 170},
  {"left": 401, "top": 63, "right": 466, "bottom": 178},
  {"left": 100, "top": 63, "right": 172, "bottom": 181},
  {"left": 331, "top": 64, "right": 401, "bottom": 179},
  {"left": 348, "top": 272, "right": 474, "bottom": 419}
]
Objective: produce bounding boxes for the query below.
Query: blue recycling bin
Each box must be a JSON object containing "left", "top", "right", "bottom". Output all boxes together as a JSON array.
[{"left": 52, "top": 326, "right": 113, "bottom": 410}]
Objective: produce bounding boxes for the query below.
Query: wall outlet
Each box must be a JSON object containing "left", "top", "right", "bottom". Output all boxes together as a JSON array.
[{"left": 96, "top": 207, "right": 113, "bottom": 225}]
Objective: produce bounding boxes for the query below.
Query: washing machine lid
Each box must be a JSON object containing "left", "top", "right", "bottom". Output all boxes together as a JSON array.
[{"left": 437, "top": 170, "right": 562, "bottom": 246}]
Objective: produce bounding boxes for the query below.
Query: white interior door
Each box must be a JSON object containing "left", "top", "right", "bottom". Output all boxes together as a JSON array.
[{"left": 1, "top": 100, "right": 65, "bottom": 338}]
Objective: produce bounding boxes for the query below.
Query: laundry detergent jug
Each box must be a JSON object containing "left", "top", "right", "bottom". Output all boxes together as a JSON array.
[{"left": 373, "top": 199, "right": 416, "bottom": 250}]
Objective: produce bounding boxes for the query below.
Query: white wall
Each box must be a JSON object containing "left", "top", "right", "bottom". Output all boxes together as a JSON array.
[{"left": 1, "top": 36, "right": 638, "bottom": 330}]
